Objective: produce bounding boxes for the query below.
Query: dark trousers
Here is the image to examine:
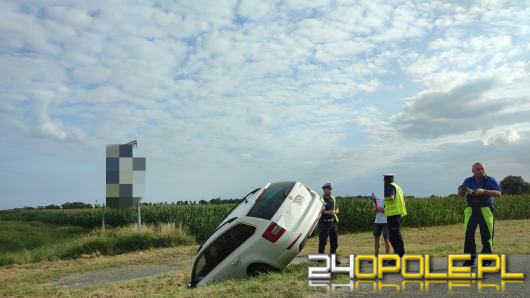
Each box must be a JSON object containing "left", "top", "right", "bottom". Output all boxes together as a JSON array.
[
  {"left": 387, "top": 215, "right": 405, "bottom": 257},
  {"left": 464, "top": 206, "right": 494, "bottom": 259},
  {"left": 318, "top": 221, "right": 338, "bottom": 254}
]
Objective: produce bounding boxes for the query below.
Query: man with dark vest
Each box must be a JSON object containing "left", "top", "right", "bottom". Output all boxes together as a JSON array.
[
  {"left": 318, "top": 183, "right": 340, "bottom": 260},
  {"left": 458, "top": 162, "right": 501, "bottom": 266},
  {"left": 383, "top": 174, "right": 407, "bottom": 258}
]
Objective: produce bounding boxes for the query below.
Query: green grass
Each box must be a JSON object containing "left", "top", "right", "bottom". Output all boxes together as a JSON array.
[
  {"left": 171, "top": 263, "right": 318, "bottom": 298},
  {"left": 1, "top": 195, "right": 529, "bottom": 242},
  {"left": 1, "top": 219, "right": 529, "bottom": 297},
  {"left": 64, "top": 223, "right": 195, "bottom": 258},
  {"left": 0, "top": 221, "right": 86, "bottom": 254},
  {"left": 0, "top": 205, "right": 233, "bottom": 242},
  {"left": 0, "top": 221, "right": 195, "bottom": 266}
]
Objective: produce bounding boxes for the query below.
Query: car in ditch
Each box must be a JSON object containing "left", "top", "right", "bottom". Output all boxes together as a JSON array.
[{"left": 189, "top": 181, "right": 324, "bottom": 287}]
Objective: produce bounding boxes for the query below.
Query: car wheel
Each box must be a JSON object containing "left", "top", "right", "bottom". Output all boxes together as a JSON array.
[{"left": 247, "top": 263, "right": 278, "bottom": 277}]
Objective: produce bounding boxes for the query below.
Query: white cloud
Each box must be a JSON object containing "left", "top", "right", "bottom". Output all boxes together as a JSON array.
[
  {"left": 1, "top": 0, "right": 530, "bottom": 208},
  {"left": 237, "top": 0, "right": 273, "bottom": 21},
  {"left": 481, "top": 128, "right": 523, "bottom": 146},
  {"left": 506, "top": 129, "right": 522, "bottom": 143}
]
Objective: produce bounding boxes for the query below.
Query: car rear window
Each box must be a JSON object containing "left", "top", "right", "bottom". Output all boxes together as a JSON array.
[{"left": 247, "top": 181, "right": 296, "bottom": 220}]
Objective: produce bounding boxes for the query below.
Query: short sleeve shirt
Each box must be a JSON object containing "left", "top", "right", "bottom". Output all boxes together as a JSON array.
[
  {"left": 462, "top": 175, "right": 501, "bottom": 208},
  {"left": 374, "top": 197, "right": 387, "bottom": 224}
]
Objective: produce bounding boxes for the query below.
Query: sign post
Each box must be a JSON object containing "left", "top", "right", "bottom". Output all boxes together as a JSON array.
[{"left": 105, "top": 140, "right": 146, "bottom": 230}]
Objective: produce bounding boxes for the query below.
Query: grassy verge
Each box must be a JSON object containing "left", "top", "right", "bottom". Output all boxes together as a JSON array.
[
  {"left": 64, "top": 223, "right": 195, "bottom": 259},
  {"left": 303, "top": 218, "right": 530, "bottom": 257},
  {"left": 0, "top": 221, "right": 195, "bottom": 266},
  {"left": 135, "top": 263, "right": 317, "bottom": 298},
  {"left": 0, "top": 219, "right": 528, "bottom": 297}
]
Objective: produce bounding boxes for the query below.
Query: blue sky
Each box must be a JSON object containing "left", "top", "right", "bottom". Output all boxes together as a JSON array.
[{"left": 1, "top": 0, "right": 530, "bottom": 209}]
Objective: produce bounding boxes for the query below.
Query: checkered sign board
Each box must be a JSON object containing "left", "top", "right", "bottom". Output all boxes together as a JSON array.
[{"left": 106, "top": 144, "right": 146, "bottom": 209}]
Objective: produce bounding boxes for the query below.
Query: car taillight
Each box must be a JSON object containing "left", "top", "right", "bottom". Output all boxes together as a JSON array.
[{"left": 262, "top": 222, "right": 285, "bottom": 243}]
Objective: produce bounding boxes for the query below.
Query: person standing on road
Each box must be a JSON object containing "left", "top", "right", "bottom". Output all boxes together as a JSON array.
[
  {"left": 371, "top": 193, "right": 391, "bottom": 257},
  {"left": 458, "top": 162, "right": 502, "bottom": 266},
  {"left": 383, "top": 174, "right": 407, "bottom": 258},
  {"left": 318, "top": 183, "right": 340, "bottom": 260}
]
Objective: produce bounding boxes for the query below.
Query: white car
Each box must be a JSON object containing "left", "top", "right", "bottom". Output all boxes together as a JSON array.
[{"left": 189, "top": 181, "right": 324, "bottom": 287}]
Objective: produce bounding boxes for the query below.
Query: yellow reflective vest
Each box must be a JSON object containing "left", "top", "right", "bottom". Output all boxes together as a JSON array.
[{"left": 384, "top": 182, "right": 407, "bottom": 217}]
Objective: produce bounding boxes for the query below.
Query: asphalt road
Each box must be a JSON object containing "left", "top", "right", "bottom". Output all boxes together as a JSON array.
[{"left": 51, "top": 263, "right": 182, "bottom": 289}]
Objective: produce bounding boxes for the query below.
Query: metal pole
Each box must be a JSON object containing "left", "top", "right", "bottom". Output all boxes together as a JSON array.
[{"left": 137, "top": 203, "right": 142, "bottom": 232}]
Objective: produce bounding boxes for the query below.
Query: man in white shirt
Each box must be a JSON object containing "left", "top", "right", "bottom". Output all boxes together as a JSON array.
[{"left": 371, "top": 193, "right": 391, "bottom": 256}]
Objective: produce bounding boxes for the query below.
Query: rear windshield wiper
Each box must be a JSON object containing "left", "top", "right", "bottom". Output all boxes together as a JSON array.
[
  {"left": 243, "top": 187, "right": 261, "bottom": 203},
  {"left": 219, "top": 188, "right": 260, "bottom": 222}
]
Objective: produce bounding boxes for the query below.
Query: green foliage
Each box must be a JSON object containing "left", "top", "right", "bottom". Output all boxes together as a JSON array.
[
  {"left": 44, "top": 204, "right": 61, "bottom": 209},
  {"left": 0, "top": 221, "right": 86, "bottom": 253},
  {"left": 1, "top": 196, "right": 529, "bottom": 242},
  {"left": 500, "top": 176, "right": 530, "bottom": 195},
  {"left": 335, "top": 196, "right": 465, "bottom": 233},
  {"left": 336, "top": 195, "right": 530, "bottom": 233},
  {"left": 61, "top": 202, "right": 93, "bottom": 209},
  {"left": 0, "top": 205, "right": 233, "bottom": 242},
  {"left": 62, "top": 224, "right": 195, "bottom": 258},
  {"left": 0, "top": 222, "right": 194, "bottom": 266}
]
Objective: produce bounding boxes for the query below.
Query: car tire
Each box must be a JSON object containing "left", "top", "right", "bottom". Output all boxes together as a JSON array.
[{"left": 247, "top": 263, "right": 278, "bottom": 277}]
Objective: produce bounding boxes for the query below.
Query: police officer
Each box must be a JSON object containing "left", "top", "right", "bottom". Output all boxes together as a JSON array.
[
  {"left": 458, "top": 162, "right": 501, "bottom": 266},
  {"left": 383, "top": 174, "right": 407, "bottom": 258},
  {"left": 318, "top": 183, "right": 340, "bottom": 258}
]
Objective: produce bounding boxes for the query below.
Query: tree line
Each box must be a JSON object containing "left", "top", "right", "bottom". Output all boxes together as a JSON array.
[
  {"left": 19, "top": 202, "right": 94, "bottom": 210},
  {"left": 500, "top": 175, "right": 530, "bottom": 195}
]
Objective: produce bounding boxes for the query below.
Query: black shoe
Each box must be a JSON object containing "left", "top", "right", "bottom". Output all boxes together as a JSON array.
[
  {"left": 462, "top": 260, "right": 475, "bottom": 267},
  {"left": 335, "top": 258, "right": 342, "bottom": 265}
]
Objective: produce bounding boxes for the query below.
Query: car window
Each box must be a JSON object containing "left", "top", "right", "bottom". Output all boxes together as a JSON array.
[
  {"left": 192, "top": 223, "right": 255, "bottom": 284},
  {"left": 247, "top": 181, "right": 296, "bottom": 220}
]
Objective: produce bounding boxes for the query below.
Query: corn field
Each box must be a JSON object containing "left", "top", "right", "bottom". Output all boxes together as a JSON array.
[
  {"left": 0, "top": 205, "right": 233, "bottom": 242},
  {"left": 337, "top": 195, "right": 530, "bottom": 233},
  {"left": 1, "top": 195, "right": 529, "bottom": 242}
]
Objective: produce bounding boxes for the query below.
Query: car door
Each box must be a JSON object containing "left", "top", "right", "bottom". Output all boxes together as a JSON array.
[{"left": 191, "top": 223, "right": 255, "bottom": 286}]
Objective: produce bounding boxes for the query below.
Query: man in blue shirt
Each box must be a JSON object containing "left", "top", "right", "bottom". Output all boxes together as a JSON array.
[{"left": 458, "top": 162, "right": 502, "bottom": 266}]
